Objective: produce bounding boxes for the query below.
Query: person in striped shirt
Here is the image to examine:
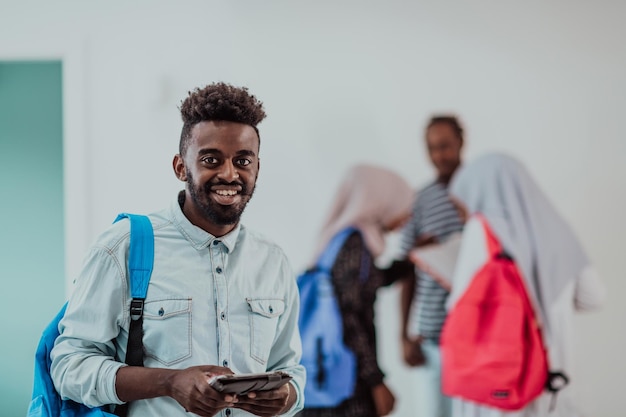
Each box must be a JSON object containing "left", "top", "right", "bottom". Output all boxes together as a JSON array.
[{"left": 399, "top": 115, "right": 465, "bottom": 417}]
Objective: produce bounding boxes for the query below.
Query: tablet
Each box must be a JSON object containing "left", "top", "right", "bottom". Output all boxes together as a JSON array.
[{"left": 208, "top": 371, "right": 292, "bottom": 395}]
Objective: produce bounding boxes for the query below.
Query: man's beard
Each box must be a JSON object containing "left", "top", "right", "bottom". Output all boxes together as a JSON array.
[{"left": 187, "top": 173, "right": 256, "bottom": 226}]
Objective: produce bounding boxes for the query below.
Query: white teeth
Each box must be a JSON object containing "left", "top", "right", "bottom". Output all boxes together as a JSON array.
[{"left": 215, "top": 190, "right": 238, "bottom": 196}]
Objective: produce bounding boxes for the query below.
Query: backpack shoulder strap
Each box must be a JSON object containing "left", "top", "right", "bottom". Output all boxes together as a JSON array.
[
  {"left": 114, "top": 213, "right": 154, "bottom": 299},
  {"left": 474, "top": 214, "right": 507, "bottom": 258},
  {"left": 112, "top": 213, "right": 154, "bottom": 417},
  {"left": 113, "top": 213, "right": 154, "bottom": 365}
]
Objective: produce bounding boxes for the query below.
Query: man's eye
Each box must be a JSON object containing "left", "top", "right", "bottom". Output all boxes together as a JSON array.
[
  {"left": 202, "top": 157, "right": 218, "bottom": 164},
  {"left": 236, "top": 159, "right": 251, "bottom": 167}
]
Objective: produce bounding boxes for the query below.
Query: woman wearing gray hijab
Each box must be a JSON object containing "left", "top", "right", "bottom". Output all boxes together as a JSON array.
[{"left": 446, "top": 153, "right": 605, "bottom": 417}]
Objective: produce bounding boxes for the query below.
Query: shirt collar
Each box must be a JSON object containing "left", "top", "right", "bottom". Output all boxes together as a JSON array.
[{"left": 169, "top": 192, "right": 241, "bottom": 253}]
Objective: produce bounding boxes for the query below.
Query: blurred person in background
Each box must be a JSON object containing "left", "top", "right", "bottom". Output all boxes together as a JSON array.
[
  {"left": 398, "top": 115, "right": 465, "bottom": 417},
  {"left": 298, "top": 164, "right": 417, "bottom": 417},
  {"left": 447, "top": 152, "right": 606, "bottom": 417}
]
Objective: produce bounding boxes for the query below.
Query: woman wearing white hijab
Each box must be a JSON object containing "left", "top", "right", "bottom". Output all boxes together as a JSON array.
[
  {"left": 299, "top": 164, "right": 415, "bottom": 417},
  {"left": 446, "top": 153, "right": 606, "bottom": 417}
]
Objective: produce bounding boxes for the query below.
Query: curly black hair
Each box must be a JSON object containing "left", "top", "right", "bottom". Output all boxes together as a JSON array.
[
  {"left": 426, "top": 115, "right": 464, "bottom": 142},
  {"left": 178, "top": 82, "right": 267, "bottom": 155}
]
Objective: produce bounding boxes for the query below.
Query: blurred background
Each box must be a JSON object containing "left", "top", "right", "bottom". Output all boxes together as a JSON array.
[{"left": 1, "top": 1, "right": 624, "bottom": 416}]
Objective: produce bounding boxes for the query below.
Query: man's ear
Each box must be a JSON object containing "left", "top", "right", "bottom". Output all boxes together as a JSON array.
[{"left": 173, "top": 154, "right": 187, "bottom": 181}]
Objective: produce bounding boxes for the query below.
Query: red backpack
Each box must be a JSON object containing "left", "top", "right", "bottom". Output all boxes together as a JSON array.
[{"left": 440, "top": 215, "right": 565, "bottom": 410}]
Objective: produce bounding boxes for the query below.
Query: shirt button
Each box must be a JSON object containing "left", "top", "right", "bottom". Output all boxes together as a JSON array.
[
  {"left": 223, "top": 359, "right": 228, "bottom": 367},
  {"left": 225, "top": 409, "right": 231, "bottom": 416},
  {"left": 213, "top": 240, "right": 220, "bottom": 246},
  {"left": 216, "top": 266, "right": 223, "bottom": 273},
  {"left": 220, "top": 312, "right": 226, "bottom": 320}
]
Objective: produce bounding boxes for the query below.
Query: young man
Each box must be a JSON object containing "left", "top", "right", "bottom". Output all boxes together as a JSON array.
[
  {"left": 399, "top": 115, "right": 465, "bottom": 417},
  {"left": 51, "top": 82, "right": 305, "bottom": 417}
]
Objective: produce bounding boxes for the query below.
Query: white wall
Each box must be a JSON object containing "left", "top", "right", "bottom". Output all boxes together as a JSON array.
[{"left": 2, "top": 1, "right": 624, "bottom": 416}]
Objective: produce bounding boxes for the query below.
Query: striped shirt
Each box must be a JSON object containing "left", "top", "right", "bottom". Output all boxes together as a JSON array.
[{"left": 400, "top": 180, "right": 464, "bottom": 341}]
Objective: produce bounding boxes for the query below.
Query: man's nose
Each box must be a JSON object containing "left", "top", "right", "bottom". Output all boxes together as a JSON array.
[{"left": 218, "top": 160, "right": 239, "bottom": 182}]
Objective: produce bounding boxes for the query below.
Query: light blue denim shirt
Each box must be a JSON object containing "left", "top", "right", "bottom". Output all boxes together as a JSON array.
[{"left": 51, "top": 196, "right": 305, "bottom": 416}]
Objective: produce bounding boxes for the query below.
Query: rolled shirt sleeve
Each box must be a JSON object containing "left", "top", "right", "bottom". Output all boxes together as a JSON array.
[{"left": 51, "top": 244, "right": 129, "bottom": 406}]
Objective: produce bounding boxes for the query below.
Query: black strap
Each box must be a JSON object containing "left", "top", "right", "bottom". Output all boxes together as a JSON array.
[
  {"left": 546, "top": 371, "right": 569, "bottom": 412},
  {"left": 126, "top": 299, "right": 146, "bottom": 367},
  {"left": 113, "top": 298, "right": 146, "bottom": 417},
  {"left": 496, "top": 251, "right": 514, "bottom": 261},
  {"left": 111, "top": 214, "right": 153, "bottom": 417},
  {"left": 315, "top": 337, "right": 326, "bottom": 389}
]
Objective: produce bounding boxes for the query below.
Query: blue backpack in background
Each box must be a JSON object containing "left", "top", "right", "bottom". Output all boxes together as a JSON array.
[
  {"left": 297, "top": 227, "right": 368, "bottom": 408},
  {"left": 27, "top": 214, "right": 154, "bottom": 417}
]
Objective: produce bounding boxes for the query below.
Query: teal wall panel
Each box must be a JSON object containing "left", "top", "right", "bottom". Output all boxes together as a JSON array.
[{"left": 0, "top": 61, "right": 65, "bottom": 416}]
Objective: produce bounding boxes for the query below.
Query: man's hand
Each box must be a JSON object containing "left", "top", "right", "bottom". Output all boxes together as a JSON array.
[
  {"left": 371, "top": 383, "right": 395, "bottom": 416},
  {"left": 167, "top": 365, "right": 238, "bottom": 416},
  {"left": 402, "top": 336, "right": 426, "bottom": 367},
  {"left": 116, "top": 364, "right": 241, "bottom": 416},
  {"left": 234, "top": 382, "right": 295, "bottom": 417}
]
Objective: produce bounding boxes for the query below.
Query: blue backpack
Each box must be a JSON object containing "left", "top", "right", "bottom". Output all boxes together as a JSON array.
[
  {"left": 297, "top": 227, "right": 369, "bottom": 408},
  {"left": 27, "top": 213, "right": 154, "bottom": 417}
]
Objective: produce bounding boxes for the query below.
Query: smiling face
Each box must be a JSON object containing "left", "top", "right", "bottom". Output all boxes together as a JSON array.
[{"left": 173, "top": 120, "right": 260, "bottom": 237}]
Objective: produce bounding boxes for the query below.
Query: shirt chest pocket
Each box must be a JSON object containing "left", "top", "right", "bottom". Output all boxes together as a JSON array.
[
  {"left": 246, "top": 298, "right": 285, "bottom": 364},
  {"left": 142, "top": 298, "right": 192, "bottom": 366}
]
